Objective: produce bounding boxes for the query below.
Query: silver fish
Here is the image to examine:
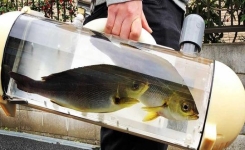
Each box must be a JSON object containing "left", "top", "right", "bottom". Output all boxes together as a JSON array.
[
  {"left": 9, "top": 65, "right": 150, "bottom": 113},
  {"left": 10, "top": 64, "right": 198, "bottom": 121}
]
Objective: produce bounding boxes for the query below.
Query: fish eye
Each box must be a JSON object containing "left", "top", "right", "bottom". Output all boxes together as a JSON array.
[
  {"left": 131, "top": 82, "right": 140, "bottom": 91},
  {"left": 181, "top": 102, "right": 190, "bottom": 112},
  {"left": 114, "top": 97, "right": 121, "bottom": 104}
]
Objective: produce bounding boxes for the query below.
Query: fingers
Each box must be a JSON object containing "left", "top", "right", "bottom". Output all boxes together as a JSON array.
[
  {"left": 111, "top": 14, "right": 124, "bottom": 36},
  {"left": 105, "top": 1, "right": 149, "bottom": 41},
  {"left": 104, "top": 6, "right": 117, "bottom": 34},
  {"left": 120, "top": 18, "right": 132, "bottom": 39},
  {"left": 108, "top": 16, "right": 142, "bottom": 41},
  {"left": 105, "top": 6, "right": 126, "bottom": 36},
  {"left": 129, "top": 18, "right": 142, "bottom": 41},
  {"left": 141, "top": 13, "right": 153, "bottom": 33}
]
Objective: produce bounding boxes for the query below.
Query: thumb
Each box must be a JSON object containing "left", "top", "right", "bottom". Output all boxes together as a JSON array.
[{"left": 141, "top": 12, "right": 153, "bottom": 33}]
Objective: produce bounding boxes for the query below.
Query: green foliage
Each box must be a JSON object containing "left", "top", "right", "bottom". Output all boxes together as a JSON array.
[
  {"left": 0, "top": 0, "right": 77, "bottom": 22},
  {"left": 187, "top": 0, "right": 224, "bottom": 43},
  {"left": 0, "top": 0, "right": 18, "bottom": 14},
  {"left": 187, "top": 0, "right": 245, "bottom": 43},
  {"left": 241, "top": 15, "right": 245, "bottom": 21},
  {"left": 224, "top": 0, "right": 245, "bottom": 23}
]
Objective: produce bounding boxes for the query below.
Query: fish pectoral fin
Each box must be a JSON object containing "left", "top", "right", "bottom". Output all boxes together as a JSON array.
[
  {"left": 143, "top": 112, "right": 159, "bottom": 122},
  {"left": 141, "top": 106, "right": 162, "bottom": 122},
  {"left": 50, "top": 99, "right": 65, "bottom": 107},
  {"left": 141, "top": 106, "right": 162, "bottom": 112}
]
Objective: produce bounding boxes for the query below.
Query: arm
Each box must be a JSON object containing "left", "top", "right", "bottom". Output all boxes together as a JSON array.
[{"left": 104, "top": 0, "right": 152, "bottom": 41}]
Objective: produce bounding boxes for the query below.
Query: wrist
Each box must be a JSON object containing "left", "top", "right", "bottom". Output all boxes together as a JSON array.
[{"left": 106, "top": 0, "right": 142, "bottom": 6}]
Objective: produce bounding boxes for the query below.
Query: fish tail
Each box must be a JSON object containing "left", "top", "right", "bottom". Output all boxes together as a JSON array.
[
  {"left": 9, "top": 72, "right": 36, "bottom": 93},
  {"left": 142, "top": 106, "right": 161, "bottom": 122}
]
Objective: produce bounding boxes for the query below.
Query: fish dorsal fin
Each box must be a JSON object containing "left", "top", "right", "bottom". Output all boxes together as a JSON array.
[
  {"left": 40, "top": 64, "right": 145, "bottom": 84},
  {"left": 41, "top": 65, "right": 111, "bottom": 83},
  {"left": 41, "top": 67, "right": 86, "bottom": 82}
]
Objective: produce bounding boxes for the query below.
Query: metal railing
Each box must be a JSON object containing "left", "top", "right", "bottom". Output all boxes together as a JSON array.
[
  {"left": 186, "top": 0, "right": 245, "bottom": 43},
  {"left": 186, "top": 0, "right": 245, "bottom": 33}
]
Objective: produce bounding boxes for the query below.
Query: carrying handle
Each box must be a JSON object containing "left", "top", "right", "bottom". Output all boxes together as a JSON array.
[{"left": 83, "top": 18, "right": 157, "bottom": 45}]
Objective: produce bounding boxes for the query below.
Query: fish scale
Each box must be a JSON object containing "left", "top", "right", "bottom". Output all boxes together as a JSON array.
[{"left": 43, "top": 84, "right": 119, "bottom": 110}]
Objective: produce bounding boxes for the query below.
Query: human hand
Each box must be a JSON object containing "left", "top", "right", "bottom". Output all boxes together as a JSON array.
[{"left": 105, "top": 1, "right": 152, "bottom": 41}]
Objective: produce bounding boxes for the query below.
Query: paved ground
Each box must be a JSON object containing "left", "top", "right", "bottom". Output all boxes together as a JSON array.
[
  {"left": 0, "top": 129, "right": 244, "bottom": 150},
  {"left": 0, "top": 130, "right": 99, "bottom": 150}
]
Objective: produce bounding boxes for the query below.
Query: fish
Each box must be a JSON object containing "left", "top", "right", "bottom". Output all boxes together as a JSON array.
[
  {"left": 77, "top": 64, "right": 199, "bottom": 121},
  {"left": 142, "top": 92, "right": 199, "bottom": 121},
  {"left": 89, "top": 31, "right": 199, "bottom": 121},
  {"left": 136, "top": 78, "right": 199, "bottom": 121},
  {"left": 9, "top": 64, "right": 199, "bottom": 121},
  {"left": 9, "top": 65, "right": 151, "bottom": 113},
  {"left": 89, "top": 32, "right": 199, "bottom": 121}
]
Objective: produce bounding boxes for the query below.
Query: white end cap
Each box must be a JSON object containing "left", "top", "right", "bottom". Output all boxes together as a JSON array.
[{"left": 201, "top": 61, "right": 245, "bottom": 149}]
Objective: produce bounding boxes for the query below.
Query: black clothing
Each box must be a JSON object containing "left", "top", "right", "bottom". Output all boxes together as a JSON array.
[{"left": 100, "top": 127, "right": 168, "bottom": 150}]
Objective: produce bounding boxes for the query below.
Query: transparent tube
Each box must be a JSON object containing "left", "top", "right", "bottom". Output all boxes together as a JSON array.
[{"left": 1, "top": 14, "right": 214, "bottom": 149}]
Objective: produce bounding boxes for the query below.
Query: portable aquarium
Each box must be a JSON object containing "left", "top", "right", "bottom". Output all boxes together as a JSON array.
[{"left": 0, "top": 8, "right": 244, "bottom": 150}]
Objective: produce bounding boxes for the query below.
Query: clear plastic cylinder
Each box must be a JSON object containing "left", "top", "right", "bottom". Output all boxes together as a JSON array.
[{"left": 1, "top": 14, "right": 214, "bottom": 149}]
